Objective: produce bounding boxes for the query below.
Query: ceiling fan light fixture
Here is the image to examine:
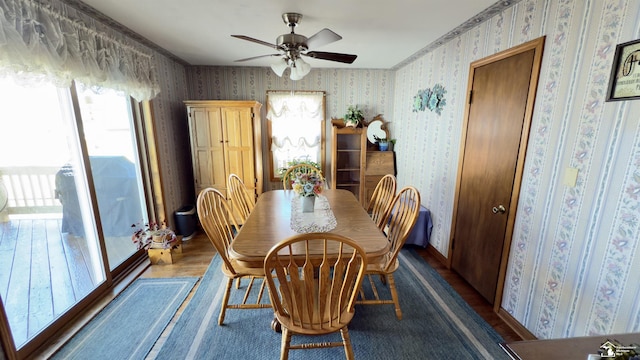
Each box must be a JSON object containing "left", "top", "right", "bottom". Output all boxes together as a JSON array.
[
  {"left": 289, "top": 65, "right": 304, "bottom": 81},
  {"left": 271, "top": 59, "right": 288, "bottom": 77},
  {"left": 289, "top": 57, "right": 311, "bottom": 80},
  {"left": 298, "top": 57, "right": 311, "bottom": 73},
  {"left": 232, "top": 12, "right": 354, "bottom": 79}
]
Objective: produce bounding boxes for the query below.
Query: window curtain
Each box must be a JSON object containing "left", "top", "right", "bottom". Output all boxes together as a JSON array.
[
  {"left": 0, "top": 0, "right": 160, "bottom": 101},
  {"left": 267, "top": 91, "right": 324, "bottom": 175}
]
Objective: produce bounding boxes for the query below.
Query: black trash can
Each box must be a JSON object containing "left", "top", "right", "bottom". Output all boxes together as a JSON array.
[{"left": 174, "top": 205, "right": 197, "bottom": 240}]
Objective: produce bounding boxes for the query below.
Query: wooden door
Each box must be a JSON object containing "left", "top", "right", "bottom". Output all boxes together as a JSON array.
[{"left": 450, "top": 38, "right": 544, "bottom": 305}]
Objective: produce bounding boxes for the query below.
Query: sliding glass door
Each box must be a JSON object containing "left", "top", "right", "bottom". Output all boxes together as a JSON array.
[
  {"left": 0, "top": 78, "right": 149, "bottom": 349},
  {"left": 74, "top": 83, "right": 147, "bottom": 270}
]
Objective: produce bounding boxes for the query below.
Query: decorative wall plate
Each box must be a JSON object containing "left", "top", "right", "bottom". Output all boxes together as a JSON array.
[
  {"left": 413, "top": 83, "right": 447, "bottom": 115},
  {"left": 367, "top": 119, "right": 388, "bottom": 144}
]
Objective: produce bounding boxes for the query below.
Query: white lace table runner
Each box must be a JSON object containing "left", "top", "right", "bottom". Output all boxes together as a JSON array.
[{"left": 290, "top": 195, "right": 337, "bottom": 233}]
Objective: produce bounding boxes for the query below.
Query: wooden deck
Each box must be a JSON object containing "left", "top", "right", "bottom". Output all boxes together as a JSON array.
[{"left": 0, "top": 217, "right": 97, "bottom": 347}]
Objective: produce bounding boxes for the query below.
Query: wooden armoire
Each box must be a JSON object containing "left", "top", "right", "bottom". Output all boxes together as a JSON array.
[{"left": 185, "top": 100, "right": 263, "bottom": 203}]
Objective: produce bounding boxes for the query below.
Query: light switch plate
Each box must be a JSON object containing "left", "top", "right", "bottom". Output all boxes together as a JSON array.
[{"left": 563, "top": 167, "right": 579, "bottom": 187}]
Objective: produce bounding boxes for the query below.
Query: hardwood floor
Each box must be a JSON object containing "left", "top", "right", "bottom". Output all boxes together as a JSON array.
[{"left": 412, "top": 245, "right": 522, "bottom": 342}]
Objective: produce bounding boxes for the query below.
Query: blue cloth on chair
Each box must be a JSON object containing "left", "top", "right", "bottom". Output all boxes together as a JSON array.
[{"left": 404, "top": 205, "right": 432, "bottom": 248}]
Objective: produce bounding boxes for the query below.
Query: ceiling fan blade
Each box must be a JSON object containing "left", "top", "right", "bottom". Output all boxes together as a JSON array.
[
  {"left": 231, "top": 35, "right": 278, "bottom": 49},
  {"left": 306, "top": 28, "right": 342, "bottom": 49},
  {"left": 235, "top": 54, "right": 282, "bottom": 62},
  {"left": 304, "top": 51, "right": 357, "bottom": 64}
]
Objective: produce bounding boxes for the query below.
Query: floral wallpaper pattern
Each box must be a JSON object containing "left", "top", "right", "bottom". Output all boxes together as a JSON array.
[
  {"left": 393, "top": 0, "right": 640, "bottom": 339},
  {"left": 535, "top": 0, "right": 630, "bottom": 338},
  {"left": 531, "top": 0, "right": 582, "bottom": 338}
]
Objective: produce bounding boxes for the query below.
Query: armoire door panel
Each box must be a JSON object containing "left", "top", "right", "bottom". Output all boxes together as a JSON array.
[
  {"left": 223, "top": 107, "right": 256, "bottom": 193},
  {"left": 194, "top": 150, "right": 210, "bottom": 193},
  {"left": 207, "top": 108, "right": 227, "bottom": 194},
  {"left": 192, "top": 109, "right": 209, "bottom": 148}
]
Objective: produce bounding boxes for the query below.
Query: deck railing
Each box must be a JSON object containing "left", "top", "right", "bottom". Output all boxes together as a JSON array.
[{"left": 0, "top": 166, "right": 62, "bottom": 214}]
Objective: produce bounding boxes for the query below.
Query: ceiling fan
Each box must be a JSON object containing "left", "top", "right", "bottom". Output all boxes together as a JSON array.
[{"left": 231, "top": 13, "right": 357, "bottom": 80}]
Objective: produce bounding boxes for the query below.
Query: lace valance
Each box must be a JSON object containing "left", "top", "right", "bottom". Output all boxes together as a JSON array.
[
  {"left": 0, "top": 0, "right": 160, "bottom": 101},
  {"left": 271, "top": 135, "right": 321, "bottom": 151}
]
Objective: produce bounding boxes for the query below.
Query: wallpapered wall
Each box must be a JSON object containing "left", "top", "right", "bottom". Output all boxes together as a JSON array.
[
  {"left": 393, "top": 0, "right": 640, "bottom": 339},
  {"left": 184, "top": 66, "right": 395, "bottom": 190},
  {"left": 148, "top": 57, "right": 191, "bottom": 222}
]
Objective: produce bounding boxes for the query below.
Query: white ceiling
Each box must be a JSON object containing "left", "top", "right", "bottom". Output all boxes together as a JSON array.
[{"left": 76, "top": 0, "right": 511, "bottom": 69}]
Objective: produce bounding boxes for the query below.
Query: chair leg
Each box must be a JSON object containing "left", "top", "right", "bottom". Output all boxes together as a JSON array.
[
  {"left": 340, "top": 327, "right": 355, "bottom": 360},
  {"left": 280, "top": 327, "right": 292, "bottom": 360},
  {"left": 387, "top": 273, "right": 402, "bottom": 320},
  {"left": 218, "top": 277, "right": 233, "bottom": 325}
]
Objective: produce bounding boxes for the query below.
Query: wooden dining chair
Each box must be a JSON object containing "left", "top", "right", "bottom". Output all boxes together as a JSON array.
[
  {"left": 227, "top": 173, "right": 255, "bottom": 224},
  {"left": 282, "top": 163, "right": 325, "bottom": 190},
  {"left": 264, "top": 233, "right": 367, "bottom": 360},
  {"left": 366, "top": 174, "right": 397, "bottom": 230},
  {"left": 357, "top": 186, "right": 421, "bottom": 320},
  {"left": 196, "top": 187, "right": 270, "bottom": 325}
]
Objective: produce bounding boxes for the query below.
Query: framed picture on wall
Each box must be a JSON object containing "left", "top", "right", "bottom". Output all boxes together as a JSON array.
[{"left": 606, "top": 39, "right": 640, "bottom": 101}]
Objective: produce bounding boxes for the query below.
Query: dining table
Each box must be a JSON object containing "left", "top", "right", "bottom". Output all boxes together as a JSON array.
[{"left": 229, "top": 189, "right": 390, "bottom": 268}]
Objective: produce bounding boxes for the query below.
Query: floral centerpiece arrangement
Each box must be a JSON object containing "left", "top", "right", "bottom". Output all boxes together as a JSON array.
[
  {"left": 292, "top": 172, "right": 324, "bottom": 197},
  {"left": 344, "top": 105, "right": 364, "bottom": 127},
  {"left": 291, "top": 171, "right": 324, "bottom": 212},
  {"left": 131, "top": 220, "right": 177, "bottom": 250}
]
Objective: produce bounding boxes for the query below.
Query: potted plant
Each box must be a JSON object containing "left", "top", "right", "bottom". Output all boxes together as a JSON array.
[
  {"left": 344, "top": 105, "right": 364, "bottom": 128},
  {"left": 374, "top": 135, "right": 390, "bottom": 151}
]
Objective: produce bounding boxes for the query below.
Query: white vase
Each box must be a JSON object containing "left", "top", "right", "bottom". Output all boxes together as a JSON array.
[
  {"left": 345, "top": 120, "right": 359, "bottom": 128},
  {"left": 301, "top": 195, "right": 316, "bottom": 212}
]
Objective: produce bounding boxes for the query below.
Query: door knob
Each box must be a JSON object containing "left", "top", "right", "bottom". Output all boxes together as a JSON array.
[{"left": 492, "top": 205, "right": 506, "bottom": 214}]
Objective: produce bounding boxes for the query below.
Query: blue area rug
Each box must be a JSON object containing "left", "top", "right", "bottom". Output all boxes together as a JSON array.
[
  {"left": 52, "top": 277, "right": 198, "bottom": 360},
  {"left": 154, "top": 249, "right": 509, "bottom": 359}
]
